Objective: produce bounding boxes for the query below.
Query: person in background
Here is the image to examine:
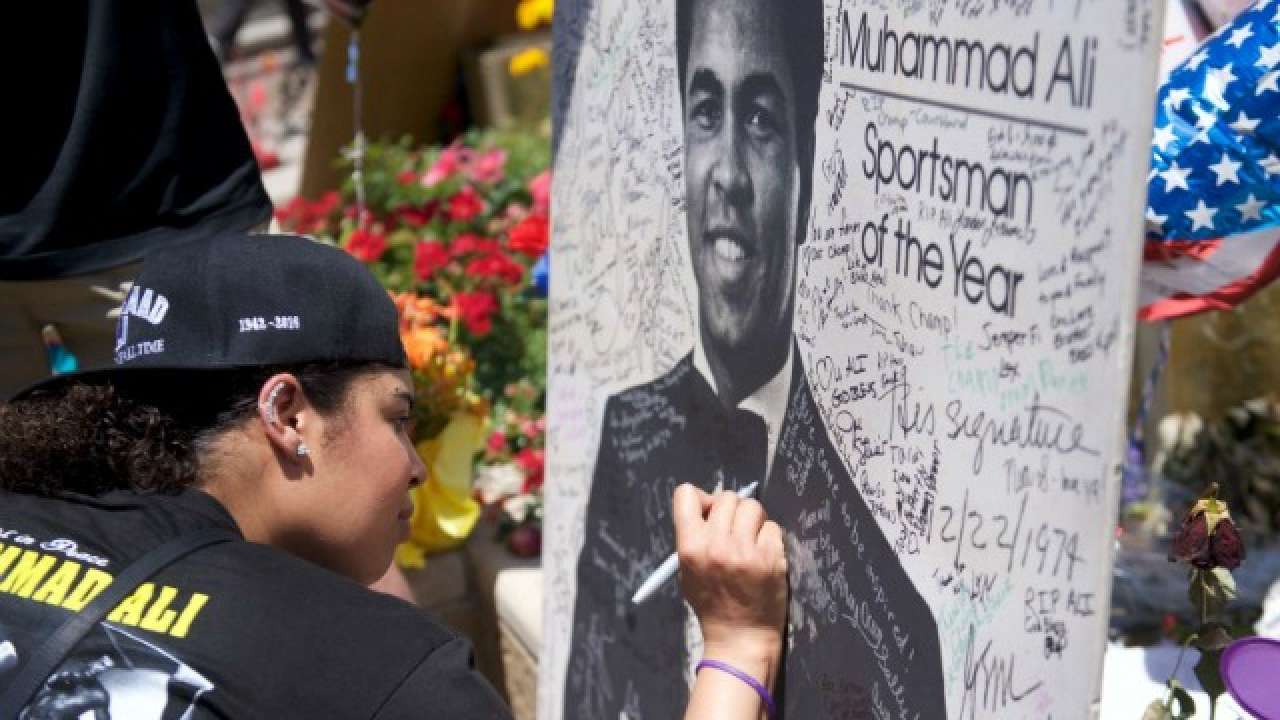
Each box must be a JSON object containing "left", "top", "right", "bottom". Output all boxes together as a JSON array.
[
  {"left": 1, "top": 2, "right": 273, "bottom": 400},
  {"left": 0, "top": 233, "right": 787, "bottom": 719},
  {"left": 207, "top": 0, "right": 317, "bottom": 66}
]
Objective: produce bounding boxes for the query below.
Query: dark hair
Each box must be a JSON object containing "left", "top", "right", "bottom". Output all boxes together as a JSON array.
[
  {"left": 0, "top": 362, "right": 394, "bottom": 497},
  {"left": 675, "top": 0, "right": 824, "bottom": 243}
]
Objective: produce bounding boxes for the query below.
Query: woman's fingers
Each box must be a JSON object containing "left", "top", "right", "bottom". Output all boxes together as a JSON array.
[
  {"left": 731, "top": 498, "right": 766, "bottom": 543},
  {"left": 757, "top": 520, "right": 787, "bottom": 572},
  {"left": 706, "top": 489, "right": 739, "bottom": 539},
  {"left": 673, "top": 483, "right": 709, "bottom": 551}
]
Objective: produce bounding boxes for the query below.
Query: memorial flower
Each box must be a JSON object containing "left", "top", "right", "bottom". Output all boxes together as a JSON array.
[
  {"left": 424, "top": 144, "right": 470, "bottom": 187},
  {"left": 344, "top": 226, "right": 388, "bottom": 263},
  {"left": 454, "top": 290, "right": 499, "bottom": 336},
  {"left": 468, "top": 148, "right": 508, "bottom": 184},
  {"left": 450, "top": 233, "right": 502, "bottom": 258},
  {"left": 465, "top": 251, "right": 524, "bottom": 286},
  {"left": 448, "top": 186, "right": 485, "bottom": 222},
  {"left": 507, "top": 214, "right": 549, "bottom": 258},
  {"left": 414, "top": 241, "right": 450, "bottom": 281},
  {"left": 528, "top": 170, "right": 551, "bottom": 214},
  {"left": 1169, "top": 484, "right": 1245, "bottom": 570}
]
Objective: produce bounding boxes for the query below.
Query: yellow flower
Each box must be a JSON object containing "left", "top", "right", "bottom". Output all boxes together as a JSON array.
[
  {"left": 516, "top": 0, "right": 553, "bottom": 30},
  {"left": 509, "top": 47, "right": 550, "bottom": 77}
]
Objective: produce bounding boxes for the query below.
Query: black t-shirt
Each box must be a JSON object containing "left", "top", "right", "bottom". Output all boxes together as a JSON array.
[
  {"left": 0, "top": 489, "right": 512, "bottom": 719},
  {"left": 0, "top": 2, "right": 272, "bottom": 281}
]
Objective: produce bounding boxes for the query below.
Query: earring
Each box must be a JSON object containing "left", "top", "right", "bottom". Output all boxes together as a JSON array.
[
  {"left": 262, "top": 384, "right": 286, "bottom": 424},
  {"left": 296, "top": 443, "right": 310, "bottom": 458}
]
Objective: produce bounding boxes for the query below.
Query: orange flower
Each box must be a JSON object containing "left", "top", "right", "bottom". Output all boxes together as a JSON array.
[{"left": 401, "top": 325, "right": 448, "bottom": 370}]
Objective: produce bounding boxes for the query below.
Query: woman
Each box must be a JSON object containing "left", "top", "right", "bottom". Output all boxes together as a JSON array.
[{"left": 0, "top": 233, "right": 786, "bottom": 719}]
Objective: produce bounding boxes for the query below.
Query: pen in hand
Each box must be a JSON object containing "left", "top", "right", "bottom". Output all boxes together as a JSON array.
[{"left": 630, "top": 481, "right": 760, "bottom": 605}]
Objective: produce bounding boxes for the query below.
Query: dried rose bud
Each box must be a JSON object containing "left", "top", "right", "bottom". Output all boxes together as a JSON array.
[
  {"left": 1209, "top": 516, "right": 1245, "bottom": 570},
  {"left": 1168, "top": 487, "right": 1245, "bottom": 570},
  {"left": 1170, "top": 510, "right": 1213, "bottom": 568}
]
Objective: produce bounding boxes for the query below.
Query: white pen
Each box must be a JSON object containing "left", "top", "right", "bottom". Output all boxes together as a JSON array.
[{"left": 630, "top": 481, "right": 761, "bottom": 605}]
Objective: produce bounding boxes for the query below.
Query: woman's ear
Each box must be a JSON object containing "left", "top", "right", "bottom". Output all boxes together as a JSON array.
[{"left": 257, "top": 373, "right": 311, "bottom": 462}]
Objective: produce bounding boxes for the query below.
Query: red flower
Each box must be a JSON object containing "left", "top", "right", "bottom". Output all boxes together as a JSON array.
[
  {"left": 344, "top": 227, "right": 388, "bottom": 263},
  {"left": 529, "top": 170, "right": 551, "bottom": 214},
  {"left": 515, "top": 448, "right": 545, "bottom": 493},
  {"left": 507, "top": 214, "right": 549, "bottom": 258},
  {"left": 447, "top": 186, "right": 485, "bottom": 222},
  {"left": 396, "top": 169, "right": 419, "bottom": 186},
  {"left": 273, "top": 191, "right": 341, "bottom": 235},
  {"left": 465, "top": 252, "right": 524, "bottom": 286},
  {"left": 396, "top": 205, "right": 432, "bottom": 228},
  {"left": 450, "top": 233, "right": 501, "bottom": 258},
  {"left": 414, "top": 241, "right": 450, "bottom": 281},
  {"left": 313, "top": 190, "right": 340, "bottom": 217},
  {"left": 454, "top": 291, "right": 498, "bottom": 336}
]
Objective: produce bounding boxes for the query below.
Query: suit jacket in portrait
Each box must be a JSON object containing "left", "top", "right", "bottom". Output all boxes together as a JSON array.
[{"left": 564, "top": 348, "right": 947, "bottom": 719}]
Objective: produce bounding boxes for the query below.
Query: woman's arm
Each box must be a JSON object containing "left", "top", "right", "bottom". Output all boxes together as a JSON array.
[{"left": 673, "top": 484, "right": 788, "bottom": 720}]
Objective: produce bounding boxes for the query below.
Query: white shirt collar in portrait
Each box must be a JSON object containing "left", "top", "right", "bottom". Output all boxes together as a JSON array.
[{"left": 692, "top": 339, "right": 794, "bottom": 480}]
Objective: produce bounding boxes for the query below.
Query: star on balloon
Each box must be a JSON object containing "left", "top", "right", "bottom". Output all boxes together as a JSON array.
[
  {"left": 1227, "top": 23, "right": 1255, "bottom": 49},
  {"left": 1205, "top": 64, "right": 1238, "bottom": 109},
  {"left": 1229, "top": 111, "right": 1260, "bottom": 135},
  {"left": 1186, "top": 200, "right": 1219, "bottom": 232},
  {"left": 1164, "top": 87, "right": 1192, "bottom": 110},
  {"left": 1258, "top": 70, "right": 1280, "bottom": 95},
  {"left": 1258, "top": 42, "right": 1280, "bottom": 69},
  {"left": 1159, "top": 162, "right": 1192, "bottom": 193},
  {"left": 1209, "top": 153, "right": 1243, "bottom": 185},
  {"left": 1236, "top": 194, "right": 1266, "bottom": 222},
  {"left": 1152, "top": 124, "right": 1178, "bottom": 152}
]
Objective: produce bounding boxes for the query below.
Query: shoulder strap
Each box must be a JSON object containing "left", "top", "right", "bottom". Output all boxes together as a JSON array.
[{"left": 0, "top": 527, "right": 237, "bottom": 714}]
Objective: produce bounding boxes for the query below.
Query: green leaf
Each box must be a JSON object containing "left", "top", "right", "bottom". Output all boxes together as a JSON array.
[{"left": 1189, "top": 567, "right": 1237, "bottom": 619}]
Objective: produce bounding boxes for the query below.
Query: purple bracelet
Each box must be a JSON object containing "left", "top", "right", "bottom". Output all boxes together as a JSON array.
[{"left": 696, "top": 658, "right": 777, "bottom": 718}]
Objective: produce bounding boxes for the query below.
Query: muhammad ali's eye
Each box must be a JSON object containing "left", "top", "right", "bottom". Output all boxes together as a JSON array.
[
  {"left": 691, "top": 96, "right": 723, "bottom": 132},
  {"left": 744, "top": 106, "right": 778, "bottom": 141}
]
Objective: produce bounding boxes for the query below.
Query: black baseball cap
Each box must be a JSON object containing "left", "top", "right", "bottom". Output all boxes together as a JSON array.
[{"left": 10, "top": 233, "right": 405, "bottom": 401}]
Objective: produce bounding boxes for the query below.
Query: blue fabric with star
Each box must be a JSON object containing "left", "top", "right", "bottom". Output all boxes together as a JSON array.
[{"left": 1149, "top": 0, "right": 1280, "bottom": 242}]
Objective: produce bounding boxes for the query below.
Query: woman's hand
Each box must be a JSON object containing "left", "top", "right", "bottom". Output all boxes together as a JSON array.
[{"left": 674, "top": 483, "right": 787, "bottom": 719}]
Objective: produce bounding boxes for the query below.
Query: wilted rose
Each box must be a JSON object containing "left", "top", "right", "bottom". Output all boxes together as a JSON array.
[{"left": 1169, "top": 489, "right": 1245, "bottom": 570}]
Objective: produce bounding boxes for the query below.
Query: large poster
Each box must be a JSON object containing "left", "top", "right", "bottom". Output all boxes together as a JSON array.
[{"left": 545, "top": 0, "right": 1164, "bottom": 717}]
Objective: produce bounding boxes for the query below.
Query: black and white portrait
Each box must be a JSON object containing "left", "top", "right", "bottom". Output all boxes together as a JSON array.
[
  {"left": 4, "top": 622, "right": 213, "bottom": 720},
  {"left": 562, "top": 0, "right": 946, "bottom": 716}
]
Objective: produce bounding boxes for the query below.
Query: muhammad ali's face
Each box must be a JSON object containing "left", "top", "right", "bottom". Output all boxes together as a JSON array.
[{"left": 683, "top": 0, "right": 798, "bottom": 368}]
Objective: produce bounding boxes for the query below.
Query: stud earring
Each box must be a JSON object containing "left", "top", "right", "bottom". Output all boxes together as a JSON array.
[{"left": 296, "top": 443, "right": 310, "bottom": 458}]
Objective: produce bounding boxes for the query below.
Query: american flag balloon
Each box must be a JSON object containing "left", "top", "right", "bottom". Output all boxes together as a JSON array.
[{"left": 1142, "top": 0, "right": 1280, "bottom": 320}]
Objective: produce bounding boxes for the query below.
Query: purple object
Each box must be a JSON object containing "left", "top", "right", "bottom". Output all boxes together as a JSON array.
[
  {"left": 1221, "top": 636, "right": 1280, "bottom": 719},
  {"left": 696, "top": 658, "right": 777, "bottom": 718}
]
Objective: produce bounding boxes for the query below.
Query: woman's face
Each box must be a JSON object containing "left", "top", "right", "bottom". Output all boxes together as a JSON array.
[{"left": 290, "top": 368, "right": 425, "bottom": 584}]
